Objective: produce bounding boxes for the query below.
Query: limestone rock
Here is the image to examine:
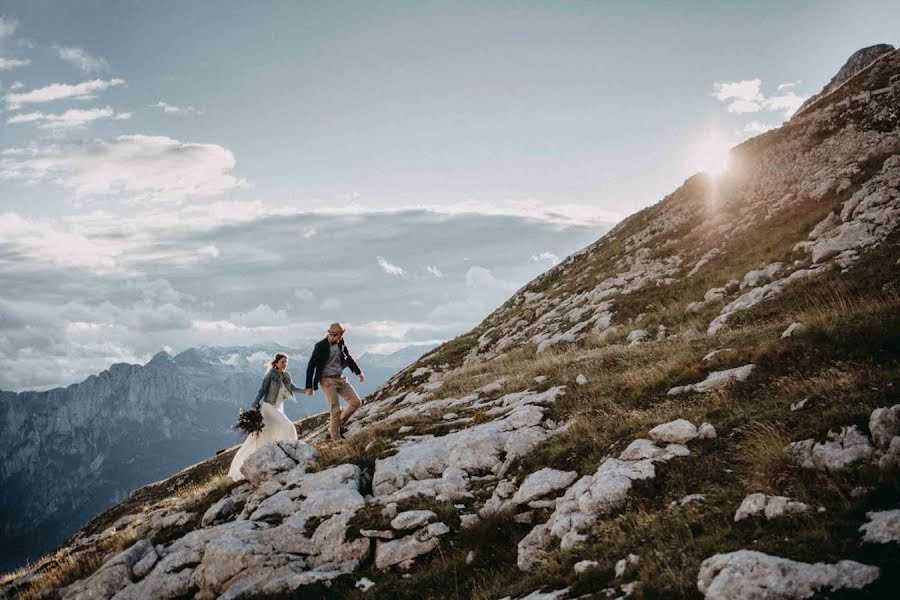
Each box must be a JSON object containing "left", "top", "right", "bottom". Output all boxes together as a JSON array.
[
  {"left": 574, "top": 560, "right": 599, "bottom": 574},
  {"left": 649, "top": 419, "right": 698, "bottom": 444},
  {"left": 697, "top": 550, "right": 879, "bottom": 599},
  {"left": 667, "top": 365, "right": 754, "bottom": 396},
  {"left": 790, "top": 425, "right": 874, "bottom": 471},
  {"left": 510, "top": 468, "right": 579, "bottom": 506},
  {"left": 375, "top": 531, "right": 440, "bottom": 570},
  {"left": 734, "top": 493, "right": 810, "bottom": 522},
  {"left": 859, "top": 509, "right": 900, "bottom": 544},
  {"left": 781, "top": 322, "right": 807, "bottom": 339},
  {"left": 391, "top": 510, "right": 437, "bottom": 530}
]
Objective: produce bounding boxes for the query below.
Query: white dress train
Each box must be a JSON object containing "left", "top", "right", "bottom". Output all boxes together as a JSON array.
[{"left": 227, "top": 381, "right": 298, "bottom": 481}]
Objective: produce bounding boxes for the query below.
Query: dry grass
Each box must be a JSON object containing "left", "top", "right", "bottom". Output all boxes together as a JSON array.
[
  {"left": 735, "top": 422, "right": 794, "bottom": 493},
  {"left": 4, "top": 528, "right": 139, "bottom": 600}
]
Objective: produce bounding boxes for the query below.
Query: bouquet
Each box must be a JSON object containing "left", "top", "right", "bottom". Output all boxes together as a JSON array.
[{"left": 234, "top": 407, "right": 265, "bottom": 436}]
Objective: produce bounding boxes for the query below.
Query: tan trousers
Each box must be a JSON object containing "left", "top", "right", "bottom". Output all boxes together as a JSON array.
[{"left": 320, "top": 375, "right": 361, "bottom": 440}]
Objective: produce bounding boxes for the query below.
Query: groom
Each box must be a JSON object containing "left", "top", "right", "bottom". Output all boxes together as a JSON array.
[{"left": 305, "top": 322, "right": 365, "bottom": 443}]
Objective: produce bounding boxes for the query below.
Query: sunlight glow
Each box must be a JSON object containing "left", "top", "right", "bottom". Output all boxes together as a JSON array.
[{"left": 691, "top": 131, "right": 733, "bottom": 177}]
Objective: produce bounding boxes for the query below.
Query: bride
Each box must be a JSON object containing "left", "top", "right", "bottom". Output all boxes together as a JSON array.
[{"left": 227, "top": 352, "right": 302, "bottom": 481}]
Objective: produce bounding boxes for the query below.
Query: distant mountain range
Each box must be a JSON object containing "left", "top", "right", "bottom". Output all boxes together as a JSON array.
[{"left": 0, "top": 342, "right": 436, "bottom": 573}]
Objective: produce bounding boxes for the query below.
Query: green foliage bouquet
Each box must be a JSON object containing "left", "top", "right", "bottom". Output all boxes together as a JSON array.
[{"left": 234, "top": 407, "right": 264, "bottom": 436}]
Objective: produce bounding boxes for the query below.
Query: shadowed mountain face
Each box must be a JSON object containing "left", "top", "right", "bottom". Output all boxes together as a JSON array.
[
  {"left": 0, "top": 343, "right": 433, "bottom": 573},
  {"left": 2, "top": 47, "right": 899, "bottom": 599}
]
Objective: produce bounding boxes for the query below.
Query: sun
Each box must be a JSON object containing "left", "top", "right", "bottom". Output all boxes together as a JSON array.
[{"left": 691, "top": 131, "right": 733, "bottom": 177}]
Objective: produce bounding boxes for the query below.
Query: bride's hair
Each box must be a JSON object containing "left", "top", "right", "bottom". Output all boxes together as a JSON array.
[{"left": 267, "top": 353, "right": 288, "bottom": 372}]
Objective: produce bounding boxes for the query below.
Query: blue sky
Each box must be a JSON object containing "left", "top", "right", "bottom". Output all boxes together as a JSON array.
[{"left": 0, "top": 1, "right": 897, "bottom": 389}]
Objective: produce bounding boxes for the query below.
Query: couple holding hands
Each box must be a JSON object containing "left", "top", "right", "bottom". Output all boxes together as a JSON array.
[{"left": 227, "top": 322, "right": 364, "bottom": 481}]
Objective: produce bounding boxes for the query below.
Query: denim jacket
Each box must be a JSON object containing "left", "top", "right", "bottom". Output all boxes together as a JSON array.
[{"left": 253, "top": 369, "right": 303, "bottom": 409}]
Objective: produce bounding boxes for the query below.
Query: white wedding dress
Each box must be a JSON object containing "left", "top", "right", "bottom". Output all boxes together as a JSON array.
[{"left": 227, "top": 379, "right": 298, "bottom": 481}]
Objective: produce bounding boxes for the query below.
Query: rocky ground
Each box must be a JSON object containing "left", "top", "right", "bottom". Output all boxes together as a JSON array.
[{"left": 1, "top": 48, "right": 899, "bottom": 600}]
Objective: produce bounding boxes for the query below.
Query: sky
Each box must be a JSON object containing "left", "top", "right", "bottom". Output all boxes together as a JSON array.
[{"left": 0, "top": 1, "right": 897, "bottom": 390}]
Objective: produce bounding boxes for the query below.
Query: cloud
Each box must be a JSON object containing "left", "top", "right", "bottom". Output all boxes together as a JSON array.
[
  {"left": 0, "top": 208, "right": 607, "bottom": 390},
  {"left": 5, "top": 78, "right": 125, "bottom": 109},
  {"left": 0, "top": 134, "right": 247, "bottom": 203},
  {"left": 425, "top": 265, "right": 444, "bottom": 277},
  {"left": 761, "top": 91, "right": 806, "bottom": 119},
  {"left": 152, "top": 101, "right": 203, "bottom": 115},
  {"left": 0, "top": 57, "right": 29, "bottom": 70},
  {"left": 7, "top": 105, "right": 131, "bottom": 129},
  {"left": 740, "top": 121, "right": 778, "bottom": 137},
  {"left": 711, "top": 78, "right": 808, "bottom": 120},
  {"left": 712, "top": 79, "right": 762, "bottom": 103},
  {"left": 55, "top": 46, "right": 109, "bottom": 72},
  {"left": 10, "top": 80, "right": 23, "bottom": 89},
  {"left": 377, "top": 256, "right": 405, "bottom": 277},
  {"left": 428, "top": 266, "right": 519, "bottom": 323},
  {"left": 320, "top": 298, "right": 341, "bottom": 311},
  {"left": 777, "top": 81, "right": 800, "bottom": 91},
  {"left": 294, "top": 288, "right": 315, "bottom": 302},
  {"left": 0, "top": 16, "right": 19, "bottom": 39},
  {"left": 530, "top": 251, "right": 559, "bottom": 264}
]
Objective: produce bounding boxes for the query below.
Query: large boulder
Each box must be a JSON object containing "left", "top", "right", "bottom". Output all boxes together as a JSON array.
[{"left": 697, "top": 550, "right": 879, "bottom": 599}]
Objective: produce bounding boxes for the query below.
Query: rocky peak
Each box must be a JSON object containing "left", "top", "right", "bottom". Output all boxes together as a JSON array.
[{"left": 797, "top": 43, "right": 895, "bottom": 113}]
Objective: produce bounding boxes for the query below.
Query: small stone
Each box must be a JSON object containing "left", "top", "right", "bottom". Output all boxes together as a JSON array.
[
  {"left": 534, "top": 376, "right": 549, "bottom": 384},
  {"left": 514, "top": 511, "right": 535, "bottom": 524},
  {"left": 398, "top": 426, "right": 414, "bottom": 434},
  {"left": 575, "top": 560, "right": 599, "bottom": 574},
  {"left": 790, "top": 398, "right": 809, "bottom": 411},
  {"left": 361, "top": 529, "right": 395, "bottom": 540},
  {"left": 381, "top": 503, "right": 398, "bottom": 519},
  {"left": 466, "top": 551, "right": 476, "bottom": 565},
  {"left": 780, "top": 322, "right": 806, "bottom": 339},
  {"left": 356, "top": 577, "right": 375, "bottom": 592},
  {"left": 576, "top": 374, "right": 588, "bottom": 385},
  {"left": 461, "top": 514, "right": 480, "bottom": 529},
  {"left": 425, "top": 522, "right": 450, "bottom": 538},
  {"left": 649, "top": 419, "right": 698, "bottom": 444},
  {"left": 391, "top": 510, "right": 437, "bottom": 530},
  {"left": 697, "top": 423, "right": 717, "bottom": 439}
]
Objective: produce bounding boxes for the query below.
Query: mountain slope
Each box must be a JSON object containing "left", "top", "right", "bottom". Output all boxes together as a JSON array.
[
  {"left": 2, "top": 47, "right": 899, "bottom": 600},
  {"left": 0, "top": 344, "right": 430, "bottom": 574}
]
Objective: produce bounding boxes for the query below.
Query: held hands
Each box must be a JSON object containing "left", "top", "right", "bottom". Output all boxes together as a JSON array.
[{"left": 305, "top": 388, "right": 314, "bottom": 396}]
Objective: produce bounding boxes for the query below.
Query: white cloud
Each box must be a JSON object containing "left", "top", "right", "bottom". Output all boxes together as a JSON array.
[
  {"left": 530, "top": 251, "right": 559, "bottom": 264},
  {"left": 5, "top": 78, "right": 125, "bottom": 109},
  {"left": 10, "top": 80, "right": 23, "bottom": 89},
  {"left": 377, "top": 256, "right": 405, "bottom": 277},
  {"left": 425, "top": 265, "right": 444, "bottom": 277},
  {"left": 0, "top": 57, "right": 30, "bottom": 70},
  {"left": 294, "top": 288, "right": 315, "bottom": 302},
  {"left": 726, "top": 99, "right": 763, "bottom": 114},
  {"left": 712, "top": 79, "right": 762, "bottom": 102},
  {"left": 7, "top": 105, "right": 131, "bottom": 129},
  {"left": 306, "top": 198, "right": 621, "bottom": 227},
  {"left": 428, "top": 266, "right": 519, "bottom": 323},
  {"left": 55, "top": 46, "right": 109, "bottom": 72},
  {"left": 0, "top": 16, "right": 19, "bottom": 39},
  {"left": 320, "top": 298, "right": 341, "bottom": 311},
  {"left": 740, "top": 121, "right": 778, "bottom": 137},
  {"left": 152, "top": 101, "right": 203, "bottom": 115},
  {"left": 0, "top": 134, "right": 247, "bottom": 203},
  {"left": 762, "top": 91, "right": 806, "bottom": 119},
  {"left": 711, "top": 78, "right": 808, "bottom": 120},
  {"left": 777, "top": 81, "right": 799, "bottom": 91}
]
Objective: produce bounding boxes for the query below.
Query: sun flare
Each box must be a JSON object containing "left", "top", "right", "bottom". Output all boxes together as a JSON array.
[{"left": 691, "top": 131, "right": 733, "bottom": 177}]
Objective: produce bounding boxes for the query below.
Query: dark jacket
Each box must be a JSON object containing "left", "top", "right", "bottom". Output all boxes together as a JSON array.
[
  {"left": 305, "top": 337, "right": 361, "bottom": 390},
  {"left": 252, "top": 369, "right": 303, "bottom": 409}
]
